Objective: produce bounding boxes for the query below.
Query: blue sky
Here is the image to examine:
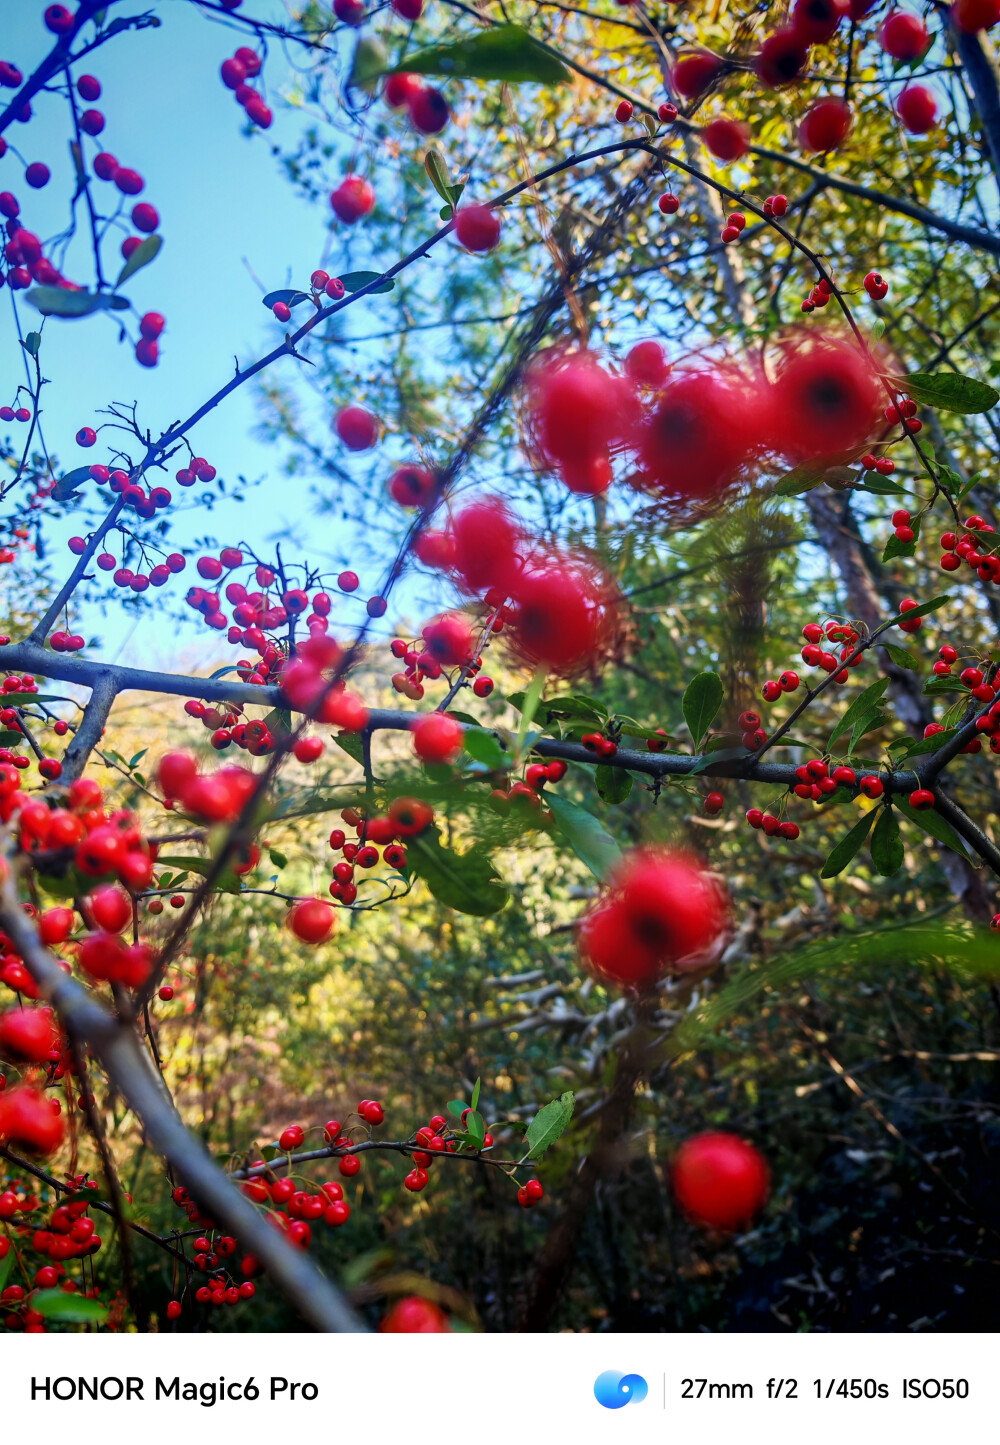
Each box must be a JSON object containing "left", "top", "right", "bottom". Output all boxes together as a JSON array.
[{"left": 3, "top": 1, "right": 411, "bottom": 668}]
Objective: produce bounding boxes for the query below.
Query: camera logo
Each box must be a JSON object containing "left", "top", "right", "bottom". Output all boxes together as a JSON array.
[{"left": 593, "top": 1372, "right": 648, "bottom": 1409}]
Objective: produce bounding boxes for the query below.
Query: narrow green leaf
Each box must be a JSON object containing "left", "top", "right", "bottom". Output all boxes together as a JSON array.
[
  {"left": 54, "top": 465, "right": 93, "bottom": 501},
  {"left": 424, "top": 147, "right": 452, "bottom": 204},
  {"left": 546, "top": 793, "right": 621, "bottom": 881},
  {"left": 465, "top": 1110, "right": 486, "bottom": 1147},
  {"left": 897, "top": 371, "right": 999, "bottom": 415},
  {"left": 849, "top": 708, "right": 888, "bottom": 755},
  {"left": 870, "top": 806, "right": 904, "bottom": 876},
  {"left": 471, "top": 1076, "right": 481, "bottom": 1111},
  {"left": 394, "top": 25, "right": 569, "bottom": 85},
  {"left": 31, "top": 1289, "right": 108, "bottom": 1323},
  {"left": 922, "top": 674, "right": 964, "bottom": 696},
  {"left": 885, "top": 594, "right": 950, "bottom": 628},
  {"left": 820, "top": 809, "right": 878, "bottom": 878},
  {"left": 594, "top": 763, "right": 632, "bottom": 804},
  {"left": 463, "top": 727, "right": 506, "bottom": 769},
  {"left": 115, "top": 233, "right": 162, "bottom": 286},
  {"left": 857, "top": 472, "right": 906, "bottom": 495},
  {"left": 881, "top": 642, "right": 920, "bottom": 671},
  {"left": 897, "top": 727, "right": 959, "bottom": 758},
  {"left": 349, "top": 35, "right": 388, "bottom": 92},
  {"left": 682, "top": 670, "right": 724, "bottom": 746},
  {"left": 895, "top": 797, "right": 969, "bottom": 856},
  {"left": 828, "top": 676, "right": 890, "bottom": 749},
  {"left": 0, "top": 1246, "right": 13, "bottom": 1293},
  {"left": 262, "top": 288, "right": 310, "bottom": 309},
  {"left": 870, "top": 318, "right": 886, "bottom": 342},
  {"left": 406, "top": 826, "right": 509, "bottom": 916},
  {"left": 446, "top": 1099, "right": 465, "bottom": 1117},
  {"left": 774, "top": 461, "right": 825, "bottom": 496},
  {"left": 28, "top": 285, "right": 129, "bottom": 319},
  {"left": 525, "top": 1091, "right": 574, "bottom": 1159},
  {"left": 338, "top": 270, "right": 395, "bottom": 295}
]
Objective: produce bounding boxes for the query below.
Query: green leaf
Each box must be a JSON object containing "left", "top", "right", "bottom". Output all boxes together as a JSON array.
[
  {"left": 525, "top": 1091, "right": 574, "bottom": 1159},
  {"left": 465, "top": 1110, "right": 486, "bottom": 1148},
  {"left": 128, "top": 749, "right": 147, "bottom": 768},
  {"left": 27, "top": 285, "right": 129, "bottom": 319},
  {"left": 339, "top": 270, "right": 395, "bottom": 295},
  {"left": 406, "top": 826, "right": 509, "bottom": 915},
  {"left": 828, "top": 676, "right": 890, "bottom": 749},
  {"left": 471, "top": 1076, "right": 481, "bottom": 1111},
  {"left": 886, "top": 594, "right": 950, "bottom": 628},
  {"left": 682, "top": 670, "right": 723, "bottom": 746},
  {"left": 774, "top": 461, "right": 825, "bottom": 496},
  {"left": 857, "top": 472, "right": 906, "bottom": 495},
  {"left": 897, "top": 371, "right": 999, "bottom": 415},
  {"left": 115, "top": 233, "right": 163, "bottom": 286},
  {"left": 446, "top": 1099, "right": 465, "bottom": 1117},
  {"left": 425, "top": 147, "right": 452, "bottom": 204},
  {"left": 31, "top": 1289, "right": 108, "bottom": 1324},
  {"left": 262, "top": 288, "right": 310, "bottom": 309},
  {"left": 155, "top": 856, "right": 242, "bottom": 894},
  {"left": 0, "top": 1245, "right": 13, "bottom": 1293},
  {"left": 871, "top": 318, "right": 886, "bottom": 342},
  {"left": 24, "top": 331, "right": 41, "bottom": 357},
  {"left": 881, "top": 641, "right": 920, "bottom": 670},
  {"left": 463, "top": 727, "right": 506, "bottom": 769},
  {"left": 897, "top": 727, "right": 959, "bottom": 758},
  {"left": 820, "top": 809, "right": 877, "bottom": 878},
  {"left": 870, "top": 806, "right": 904, "bottom": 876},
  {"left": 594, "top": 763, "right": 632, "bottom": 804},
  {"left": 54, "top": 465, "right": 93, "bottom": 501},
  {"left": 849, "top": 709, "right": 888, "bottom": 755},
  {"left": 546, "top": 793, "right": 621, "bottom": 881},
  {"left": 883, "top": 530, "right": 916, "bottom": 562},
  {"left": 348, "top": 35, "right": 387, "bottom": 92},
  {"left": 895, "top": 796, "right": 969, "bottom": 856},
  {"left": 269, "top": 847, "right": 288, "bottom": 869},
  {"left": 334, "top": 730, "right": 366, "bottom": 766},
  {"left": 394, "top": 25, "right": 570, "bottom": 85},
  {"left": 922, "top": 674, "right": 964, "bottom": 696},
  {"left": 690, "top": 745, "right": 746, "bottom": 775}
]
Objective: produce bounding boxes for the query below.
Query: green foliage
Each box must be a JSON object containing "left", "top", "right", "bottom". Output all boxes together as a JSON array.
[
  {"left": 392, "top": 26, "right": 570, "bottom": 85},
  {"left": 525, "top": 1091, "right": 575, "bottom": 1158},
  {"left": 405, "top": 825, "right": 509, "bottom": 915},
  {"left": 682, "top": 671, "right": 724, "bottom": 747}
]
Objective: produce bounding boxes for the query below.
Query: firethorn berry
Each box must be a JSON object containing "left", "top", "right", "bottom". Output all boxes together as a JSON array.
[
  {"left": 670, "top": 1132, "right": 769, "bottom": 1231},
  {"left": 615, "top": 100, "right": 634, "bottom": 122},
  {"left": 380, "top": 1296, "right": 449, "bottom": 1332},
  {"left": 952, "top": 0, "right": 1000, "bottom": 29},
  {"left": 288, "top": 898, "right": 336, "bottom": 944},
  {"left": 658, "top": 102, "right": 678, "bottom": 121},
  {"left": 44, "top": 5, "right": 75, "bottom": 34},
  {"left": 279, "top": 1125, "right": 305, "bottom": 1151},
  {"left": 879, "top": 10, "right": 929, "bottom": 59},
  {"left": 832, "top": 765, "right": 856, "bottom": 787},
  {"left": 779, "top": 670, "right": 800, "bottom": 692},
  {"left": 408, "top": 85, "right": 449, "bottom": 135},
  {"left": 293, "top": 736, "right": 324, "bottom": 763},
  {"left": 579, "top": 847, "right": 728, "bottom": 989},
  {"left": 798, "top": 98, "right": 853, "bottom": 153},
  {"left": 898, "top": 597, "right": 922, "bottom": 633},
  {"left": 909, "top": 788, "right": 935, "bottom": 810},
  {"left": 330, "top": 175, "right": 375, "bottom": 224},
  {"left": 864, "top": 271, "right": 889, "bottom": 301},
  {"left": 859, "top": 775, "right": 883, "bottom": 799},
  {"left": 761, "top": 679, "right": 782, "bottom": 702},
  {"left": 335, "top": 405, "right": 380, "bottom": 451},
  {"left": 473, "top": 675, "right": 494, "bottom": 698},
  {"left": 454, "top": 203, "right": 502, "bottom": 253},
  {"left": 272, "top": 301, "right": 291, "bottom": 322},
  {"left": 389, "top": 465, "right": 436, "bottom": 508},
  {"left": 339, "top": 1152, "right": 361, "bottom": 1177},
  {"left": 412, "top": 712, "right": 464, "bottom": 764},
  {"left": 701, "top": 117, "right": 750, "bottom": 162},
  {"left": 624, "top": 339, "right": 669, "bottom": 388},
  {"left": 25, "top": 162, "right": 50, "bottom": 189},
  {"left": 658, "top": 192, "right": 680, "bottom": 215},
  {"left": 704, "top": 792, "right": 724, "bottom": 815},
  {"left": 755, "top": 28, "right": 809, "bottom": 88},
  {"left": 940, "top": 644, "right": 959, "bottom": 664},
  {"left": 896, "top": 84, "right": 939, "bottom": 134}
]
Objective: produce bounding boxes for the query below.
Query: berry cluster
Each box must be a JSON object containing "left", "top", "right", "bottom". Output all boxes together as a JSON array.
[{"left": 218, "top": 45, "right": 272, "bottom": 130}]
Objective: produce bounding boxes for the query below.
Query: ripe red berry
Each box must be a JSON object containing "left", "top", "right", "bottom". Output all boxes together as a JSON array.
[
  {"left": 670, "top": 1132, "right": 769, "bottom": 1231},
  {"left": 330, "top": 175, "right": 375, "bottom": 223},
  {"left": 909, "top": 788, "right": 935, "bottom": 810},
  {"left": 615, "top": 100, "right": 634, "bottom": 122},
  {"left": 658, "top": 192, "right": 680, "bottom": 215},
  {"left": 454, "top": 204, "right": 502, "bottom": 253},
  {"left": 412, "top": 712, "right": 464, "bottom": 764},
  {"left": 798, "top": 98, "right": 853, "bottom": 153},
  {"left": 335, "top": 405, "right": 379, "bottom": 451},
  {"left": 879, "top": 11, "right": 929, "bottom": 59},
  {"left": 288, "top": 898, "right": 336, "bottom": 944},
  {"left": 896, "top": 84, "right": 938, "bottom": 134}
]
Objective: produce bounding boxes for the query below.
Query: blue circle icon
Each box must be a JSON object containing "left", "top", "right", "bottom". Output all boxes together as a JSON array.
[{"left": 594, "top": 1372, "right": 649, "bottom": 1409}]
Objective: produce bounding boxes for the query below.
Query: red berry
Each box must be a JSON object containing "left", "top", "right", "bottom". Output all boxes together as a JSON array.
[{"left": 671, "top": 1133, "right": 769, "bottom": 1231}]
